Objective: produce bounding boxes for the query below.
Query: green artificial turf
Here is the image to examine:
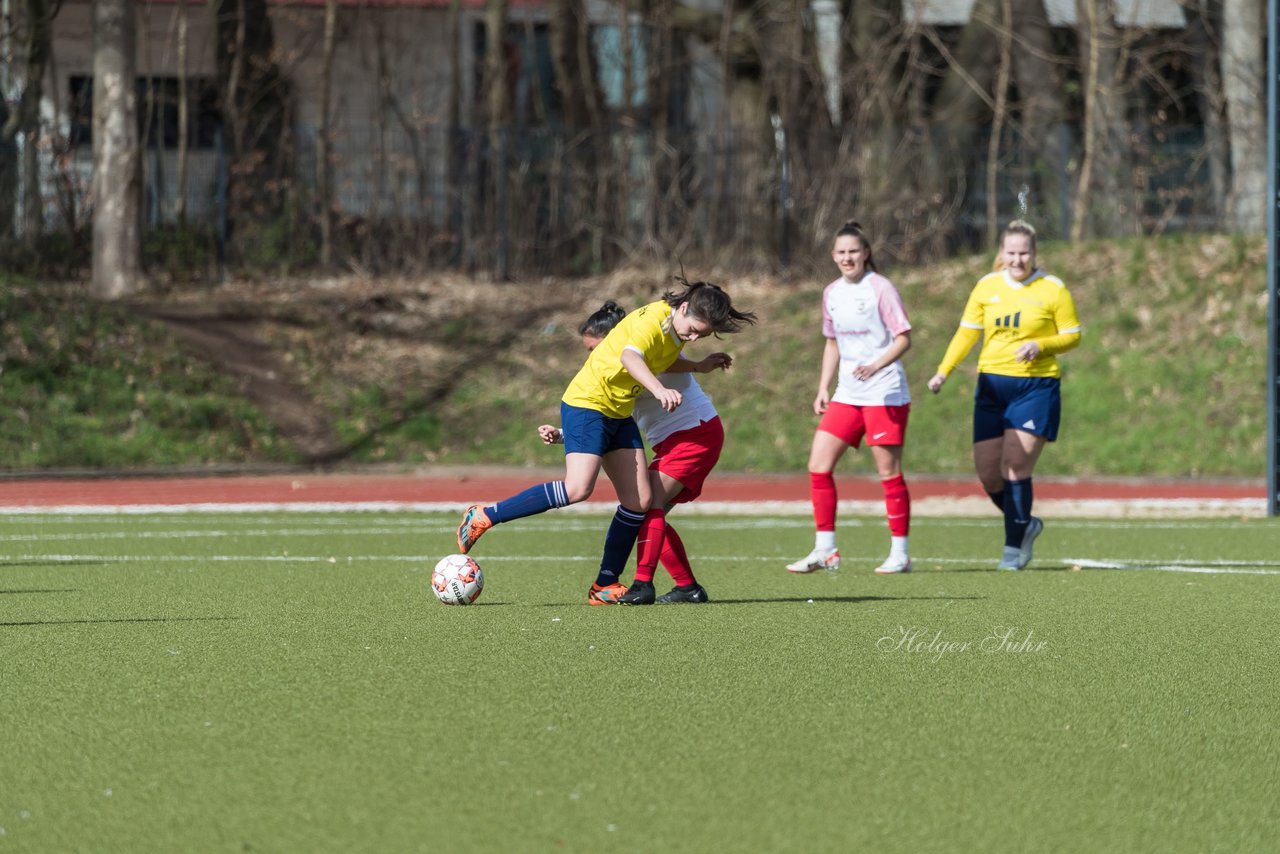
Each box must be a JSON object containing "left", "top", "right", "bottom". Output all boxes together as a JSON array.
[{"left": 2, "top": 512, "right": 1278, "bottom": 852}]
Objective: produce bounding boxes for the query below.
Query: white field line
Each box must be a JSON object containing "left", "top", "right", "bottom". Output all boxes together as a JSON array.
[
  {"left": 0, "top": 517, "right": 1266, "bottom": 540},
  {"left": 0, "top": 497, "right": 1266, "bottom": 518},
  {"left": 1063, "top": 558, "right": 1280, "bottom": 576},
  {"left": 10, "top": 553, "right": 1280, "bottom": 576}
]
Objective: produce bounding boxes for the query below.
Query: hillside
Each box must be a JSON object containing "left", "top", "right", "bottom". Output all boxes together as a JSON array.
[{"left": 0, "top": 233, "right": 1268, "bottom": 477}]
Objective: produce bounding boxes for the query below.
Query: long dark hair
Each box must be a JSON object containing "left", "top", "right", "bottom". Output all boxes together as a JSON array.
[
  {"left": 579, "top": 300, "right": 626, "bottom": 338},
  {"left": 834, "top": 220, "right": 878, "bottom": 272},
  {"left": 662, "top": 277, "right": 757, "bottom": 334}
]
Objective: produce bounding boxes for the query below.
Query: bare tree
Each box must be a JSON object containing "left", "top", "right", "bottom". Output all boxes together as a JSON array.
[
  {"left": 1, "top": 0, "right": 55, "bottom": 245},
  {"left": 446, "top": 0, "right": 464, "bottom": 263},
  {"left": 482, "top": 0, "right": 511, "bottom": 278},
  {"left": 1072, "top": 0, "right": 1138, "bottom": 240},
  {"left": 549, "top": 0, "right": 603, "bottom": 130},
  {"left": 92, "top": 0, "right": 143, "bottom": 299},
  {"left": 1010, "top": 0, "right": 1067, "bottom": 237},
  {"left": 0, "top": 96, "right": 16, "bottom": 243},
  {"left": 1221, "top": 0, "right": 1264, "bottom": 230},
  {"left": 213, "top": 0, "right": 294, "bottom": 264},
  {"left": 317, "top": 0, "right": 337, "bottom": 266},
  {"left": 548, "top": 0, "right": 607, "bottom": 267},
  {"left": 985, "top": 0, "right": 1013, "bottom": 245},
  {"left": 175, "top": 0, "right": 191, "bottom": 222},
  {"left": 1184, "top": 0, "right": 1228, "bottom": 220}
]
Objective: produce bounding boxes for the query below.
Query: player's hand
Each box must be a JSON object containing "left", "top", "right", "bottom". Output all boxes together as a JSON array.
[
  {"left": 851, "top": 363, "right": 880, "bottom": 381},
  {"left": 1015, "top": 341, "right": 1042, "bottom": 362},
  {"left": 697, "top": 352, "right": 733, "bottom": 372},
  {"left": 537, "top": 424, "right": 563, "bottom": 445},
  {"left": 926, "top": 373, "right": 947, "bottom": 394},
  {"left": 654, "top": 387, "right": 684, "bottom": 412},
  {"left": 813, "top": 390, "right": 831, "bottom": 416}
]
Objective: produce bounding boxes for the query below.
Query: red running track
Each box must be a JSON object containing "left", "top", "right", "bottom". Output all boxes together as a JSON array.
[{"left": 0, "top": 469, "right": 1264, "bottom": 508}]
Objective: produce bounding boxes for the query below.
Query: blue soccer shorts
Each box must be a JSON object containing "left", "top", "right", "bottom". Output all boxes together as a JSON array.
[
  {"left": 559, "top": 402, "right": 645, "bottom": 457},
  {"left": 973, "top": 374, "right": 1061, "bottom": 443}
]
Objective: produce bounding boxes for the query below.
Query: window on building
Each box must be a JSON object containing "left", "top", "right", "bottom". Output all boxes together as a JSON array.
[
  {"left": 591, "top": 24, "right": 647, "bottom": 111},
  {"left": 68, "top": 75, "right": 222, "bottom": 149}
]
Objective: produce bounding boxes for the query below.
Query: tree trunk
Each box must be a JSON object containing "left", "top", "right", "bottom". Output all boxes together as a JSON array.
[
  {"left": 318, "top": 0, "right": 337, "bottom": 267},
  {"left": 6, "top": 0, "right": 55, "bottom": 244},
  {"left": 176, "top": 0, "right": 190, "bottom": 222},
  {"left": 445, "top": 0, "right": 463, "bottom": 264},
  {"left": 548, "top": 0, "right": 605, "bottom": 131},
  {"left": 1221, "top": 0, "right": 1265, "bottom": 231},
  {"left": 483, "top": 0, "right": 510, "bottom": 279},
  {"left": 1185, "top": 0, "right": 1228, "bottom": 221},
  {"left": 1010, "top": 0, "right": 1066, "bottom": 238},
  {"left": 92, "top": 0, "right": 143, "bottom": 299},
  {"left": 214, "top": 0, "right": 294, "bottom": 265},
  {"left": 0, "top": 98, "right": 16, "bottom": 243},
  {"left": 985, "top": 0, "right": 1012, "bottom": 245},
  {"left": 1072, "top": 0, "right": 1135, "bottom": 241}
]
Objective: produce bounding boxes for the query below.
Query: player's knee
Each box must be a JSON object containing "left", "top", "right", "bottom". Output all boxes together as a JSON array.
[{"left": 564, "top": 481, "right": 594, "bottom": 503}]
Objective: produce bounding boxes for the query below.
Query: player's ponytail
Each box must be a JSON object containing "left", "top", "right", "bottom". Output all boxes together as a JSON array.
[
  {"left": 664, "top": 276, "right": 758, "bottom": 335},
  {"left": 579, "top": 300, "right": 627, "bottom": 339},
  {"left": 834, "top": 220, "right": 878, "bottom": 272}
]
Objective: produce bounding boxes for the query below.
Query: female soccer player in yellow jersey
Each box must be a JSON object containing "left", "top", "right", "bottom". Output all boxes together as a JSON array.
[
  {"left": 927, "top": 220, "right": 1082, "bottom": 570},
  {"left": 456, "top": 279, "right": 756, "bottom": 604}
]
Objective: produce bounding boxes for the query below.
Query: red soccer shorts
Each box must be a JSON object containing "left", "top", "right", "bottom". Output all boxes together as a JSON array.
[
  {"left": 649, "top": 416, "right": 724, "bottom": 504},
  {"left": 818, "top": 402, "right": 910, "bottom": 448}
]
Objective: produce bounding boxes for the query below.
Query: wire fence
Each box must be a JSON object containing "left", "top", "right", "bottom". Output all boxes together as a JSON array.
[{"left": 3, "top": 120, "right": 1222, "bottom": 280}]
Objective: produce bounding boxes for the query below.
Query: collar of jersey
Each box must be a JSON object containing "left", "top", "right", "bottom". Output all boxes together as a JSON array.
[{"left": 1002, "top": 268, "right": 1044, "bottom": 289}]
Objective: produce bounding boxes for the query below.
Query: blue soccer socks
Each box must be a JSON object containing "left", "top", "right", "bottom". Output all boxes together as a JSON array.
[
  {"left": 487, "top": 480, "right": 570, "bottom": 525},
  {"left": 595, "top": 505, "right": 646, "bottom": 586},
  {"left": 1002, "top": 477, "right": 1033, "bottom": 548}
]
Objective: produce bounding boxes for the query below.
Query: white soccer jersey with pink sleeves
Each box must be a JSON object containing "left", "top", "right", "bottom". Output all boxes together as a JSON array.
[{"left": 822, "top": 272, "right": 912, "bottom": 406}]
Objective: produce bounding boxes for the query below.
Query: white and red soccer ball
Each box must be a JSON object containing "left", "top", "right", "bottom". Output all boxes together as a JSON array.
[{"left": 431, "top": 554, "right": 484, "bottom": 605}]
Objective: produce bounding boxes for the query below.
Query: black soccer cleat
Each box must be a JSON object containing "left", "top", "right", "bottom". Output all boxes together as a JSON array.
[
  {"left": 655, "top": 583, "right": 709, "bottom": 604},
  {"left": 618, "top": 580, "right": 656, "bottom": 605}
]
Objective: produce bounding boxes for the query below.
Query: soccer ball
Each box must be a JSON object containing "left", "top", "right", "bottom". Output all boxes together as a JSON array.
[{"left": 431, "top": 554, "right": 484, "bottom": 606}]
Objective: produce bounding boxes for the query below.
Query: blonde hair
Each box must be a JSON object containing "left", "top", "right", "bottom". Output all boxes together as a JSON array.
[{"left": 993, "top": 219, "right": 1037, "bottom": 271}]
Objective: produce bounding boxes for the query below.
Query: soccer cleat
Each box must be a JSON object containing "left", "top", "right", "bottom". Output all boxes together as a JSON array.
[
  {"left": 617, "top": 580, "right": 656, "bottom": 605},
  {"left": 587, "top": 582, "right": 628, "bottom": 605},
  {"left": 456, "top": 504, "right": 493, "bottom": 554},
  {"left": 874, "top": 554, "right": 913, "bottom": 575},
  {"left": 655, "top": 583, "right": 710, "bottom": 604},
  {"left": 1019, "top": 516, "right": 1044, "bottom": 567},
  {"left": 786, "top": 548, "right": 841, "bottom": 574},
  {"left": 997, "top": 545, "right": 1025, "bottom": 571}
]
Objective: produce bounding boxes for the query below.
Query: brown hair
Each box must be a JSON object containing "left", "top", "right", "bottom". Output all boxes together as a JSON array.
[
  {"left": 663, "top": 277, "right": 758, "bottom": 335},
  {"left": 833, "top": 220, "right": 878, "bottom": 272}
]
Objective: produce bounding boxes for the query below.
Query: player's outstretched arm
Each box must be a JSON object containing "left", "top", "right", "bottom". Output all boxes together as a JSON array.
[
  {"left": 621, "top": 348, "right": 683, "bottom": 411},
  {"left": 664, "top": 352, "right": 732, "bottom": 373}
]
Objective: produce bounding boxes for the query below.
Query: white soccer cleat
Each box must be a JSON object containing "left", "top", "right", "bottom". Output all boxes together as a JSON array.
[
  {"left": 874, "top": 554, "right": 912, "bottom": 575},
  {"left": 997, "top": 545, "right": 1025, "bottom": 571},
  {"left": 786, "top": 548, "right": 841, "bottom": 573},
  {"left": 1019, "top": 516, "right": 1044, "bottom": 567}
]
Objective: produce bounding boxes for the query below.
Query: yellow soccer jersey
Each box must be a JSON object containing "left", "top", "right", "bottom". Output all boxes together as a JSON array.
[
  {"left": 562, "top": 300, "right": 684, "bottom": 418},
  {"left": 941, "top": 269, "right": 1082, "bottom": 378}
]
